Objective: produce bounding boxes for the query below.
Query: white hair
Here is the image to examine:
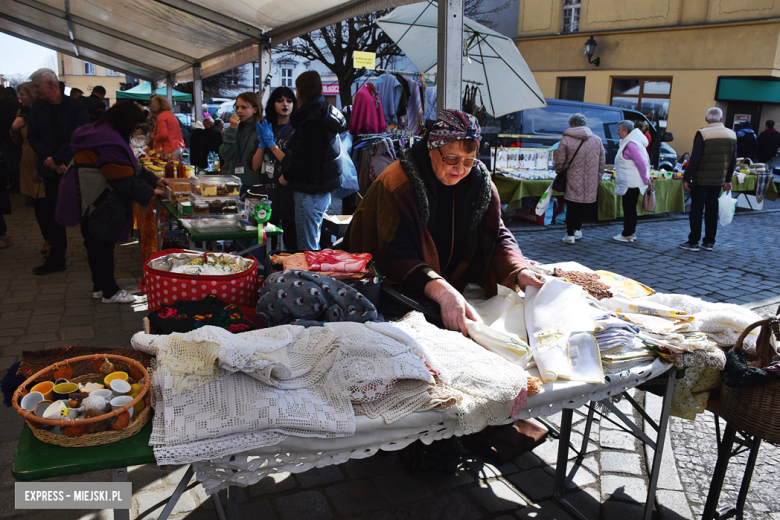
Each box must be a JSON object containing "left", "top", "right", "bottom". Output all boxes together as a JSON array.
[
  {"left": 618, "top": 120, "right": 634, "bottom": 133},
  {"left": 30, "top": 68, "right": 59, "bottom": 84},
  {"left": 706, "top": 107, "right": 723, "bottom": 123}
]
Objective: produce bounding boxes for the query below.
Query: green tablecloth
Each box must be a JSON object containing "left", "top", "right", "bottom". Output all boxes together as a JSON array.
[
  {"left": 731, "top": 175, "right": 778, "bottom": 201},
  {"left": 493, "top": 176, "right": 686, "bottom": 221}
]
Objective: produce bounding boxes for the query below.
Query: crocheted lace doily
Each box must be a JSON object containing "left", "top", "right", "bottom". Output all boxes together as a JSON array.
[{"left": 644, "top": 293, "right": 762, "bottom": 352}]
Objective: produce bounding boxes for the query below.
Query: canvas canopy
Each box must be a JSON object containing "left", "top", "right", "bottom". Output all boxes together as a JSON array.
[
  {"left": 0, "top": 0, "right": 420, "bottom": 83},
  {"left": 116, "top": 82, "right": 192, "bottom": 102}
]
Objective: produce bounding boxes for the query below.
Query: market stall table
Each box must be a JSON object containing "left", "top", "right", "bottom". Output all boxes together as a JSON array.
[
  {"left": 730, "top": 174, "right": 778, "bottom": 209},
  {"left": 492, "top": 176, "right": 685, "bottom": 221},
  {"left": 155, "top": 197, "right": 282, "bottom": 257}
]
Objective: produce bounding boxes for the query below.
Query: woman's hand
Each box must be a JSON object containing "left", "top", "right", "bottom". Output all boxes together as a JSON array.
[
  {"left": 11, "top": 117, "right": 25, "bottom": 131},
  {"left": 516, "top": 268, "right": 545, "bottom": 291},
  {"left": 278, "top": 175, "right": 288, "bottom": 186},
  {"left": 229, "top": 114, "right": 240, "bottom": 129},
  {"left": 156, "top": 178, "right": 170, "bottom": 188},
  {"left": 425, "top": 278, "right": 479, "bottom": 336}
]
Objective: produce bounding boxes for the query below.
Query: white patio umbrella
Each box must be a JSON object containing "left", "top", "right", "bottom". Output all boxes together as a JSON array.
[{"left": 376, "top": 1, "right": 547, "bottom": 118}]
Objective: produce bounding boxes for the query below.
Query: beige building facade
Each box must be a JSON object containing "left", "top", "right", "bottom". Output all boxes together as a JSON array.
[
  {"left": 514, "top": 0, "right": 780, "bottom": 155},
  {"left": 57, "top": 53, "right": 124, "bottom": 107}
]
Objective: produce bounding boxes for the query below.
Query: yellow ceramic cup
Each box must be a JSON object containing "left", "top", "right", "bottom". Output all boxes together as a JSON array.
[
  {"left": 31, "top": 381, "right": 55, "bottom": 401},
  {"left": 52, "top": 382, "right": 79, "bottom": 401},
  {"left": 104, "top": 371, "right": 129, "bottom": 387}
]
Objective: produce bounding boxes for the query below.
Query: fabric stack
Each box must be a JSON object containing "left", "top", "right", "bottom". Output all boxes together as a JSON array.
[{"left": 132, "top": 312, "right": 528, "bottom": 470}]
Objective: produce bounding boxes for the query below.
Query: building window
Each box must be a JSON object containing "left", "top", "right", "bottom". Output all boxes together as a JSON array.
[
  {"left": 84, "top": 62, "right": 95, "bottom": 75},
  {"left": 562, "top": 0, "right": 581, "bottom": 34},
  {"left": 610, "top": 77, "right": 672, "bottom": 123},
  {"left": 107, "top": 69, "right": 119, "bottom": 76},
  {"left": 558, "top": 77, "right": 585, "bottom": 102},
  {"left": 254, "top": 63, "right": 259, "bottom": 90},
  {"left": 281, "top": 67, "right": 293, "bottom": 87},
  {"left": 61, "top": 60, "right": 65, "bottom": 76}
]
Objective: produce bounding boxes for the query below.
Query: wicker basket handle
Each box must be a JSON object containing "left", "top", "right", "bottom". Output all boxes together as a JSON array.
[{"left": 734, "top": 316, "right": 780, "bottom": 368}]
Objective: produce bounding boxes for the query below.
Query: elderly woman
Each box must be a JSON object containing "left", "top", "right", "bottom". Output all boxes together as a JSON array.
[
  {"left": 614, "top": 120, "right": 650, "bottom": 243},
  {"left": 346, "top": 109, "right": 544, "bottom": 335},
  {"left": 554, "top": 113, "right": 605, "bottom": 244}
]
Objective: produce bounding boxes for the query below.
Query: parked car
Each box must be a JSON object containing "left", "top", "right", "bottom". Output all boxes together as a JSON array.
[
  {"left": 205, "top": 104, "right": 222, "bottom": 117},
  {"left": 481, "top": 99, "right": 673, "bottom": 167},
  {"left": 216, "top": 100, "right": 236, "bottom": 122},
  {"left": 659, "top": 142, "right": 678, "bottom": 171}
]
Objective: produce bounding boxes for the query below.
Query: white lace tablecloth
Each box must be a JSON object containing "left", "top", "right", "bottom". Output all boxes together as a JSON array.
[{"left": 193, "top": 357, "right": 671, "bottom": 494}]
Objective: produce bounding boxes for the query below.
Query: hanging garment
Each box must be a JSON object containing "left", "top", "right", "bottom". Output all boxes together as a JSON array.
[
  {"left": 391, "top": 73, "right": 411, "bottom": 125},
  {"left": 424, "top": 85, "right": 438, "bottom": 123},
  {"left": 405, "top": 80, "right": 425, "bottom": 135},
  {"left": 349, "top": 84, "right": 387, "bottom": 136},
  {"left": 376, "top": 74, "right": 402, "bottom": 126}
]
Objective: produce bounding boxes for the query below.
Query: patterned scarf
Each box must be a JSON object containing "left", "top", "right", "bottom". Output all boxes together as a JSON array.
[{"left": 427, "top": 109, "right": 481, "bottom": 150}]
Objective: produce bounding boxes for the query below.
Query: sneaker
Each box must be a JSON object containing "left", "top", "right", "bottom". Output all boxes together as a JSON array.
[
  {"left": 701, "top": 242, "right": 714, "bottom": 251},
  {"left": 92, "top": 291, "right": 103, "bottom": 299},
  {"left": 628, "top": 233, "right": 637, "bottom": 241},
  {"left": 613, "top": 234, "right": 634, "bottom": 243},
  {"left": 679, "top": 241, "right": 700, "bottom": 252},
  {"left": 562, "top": 235, "right": 576, "bottom": 245},
  {"left": 573, "top": 230, "right": 583, "bottom": 240},
  {"left": 102, "top": 290, "right": 136, "bottom": 304},
  {"left": 33, "top": 262, "right": 66, "bottom": 275},
  {"left": 0, "top": 234, "right": 13, "bottom": 249}
]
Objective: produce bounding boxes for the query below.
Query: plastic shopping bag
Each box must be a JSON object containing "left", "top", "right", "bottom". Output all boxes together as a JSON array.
[
  {"left": 718, "top": 191, "right": 737, "bottom": 226},
  {"left": 333, "top": 132, "right": 359, "bottom": 199},
  {"left": 534, "top": 182, "right": 554, "bottom": 216}
]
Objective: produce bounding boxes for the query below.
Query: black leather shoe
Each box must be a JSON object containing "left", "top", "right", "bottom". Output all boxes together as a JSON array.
[{"left": 33, "top": 262, "right": 66, "bottom": 275}]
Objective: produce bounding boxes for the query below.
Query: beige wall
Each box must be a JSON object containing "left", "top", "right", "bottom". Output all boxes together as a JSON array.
[
  {"left": 517, "top": 0, "right": 780, "bottom": 37},
  {"left": 57, "top": 53, "right": 123, "bottom": 107}
]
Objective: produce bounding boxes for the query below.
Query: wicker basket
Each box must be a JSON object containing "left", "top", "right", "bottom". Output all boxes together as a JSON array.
[
  {"left": 11, "top": 354, "right": 152, "bottom": 447},
  {"left": 720, "top": 317, "right": 780, "bottom": 446}
]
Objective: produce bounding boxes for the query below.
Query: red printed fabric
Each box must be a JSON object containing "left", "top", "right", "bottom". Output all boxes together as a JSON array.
[{"left": 304, "top": 249, "right": 372, "bottom": 273}]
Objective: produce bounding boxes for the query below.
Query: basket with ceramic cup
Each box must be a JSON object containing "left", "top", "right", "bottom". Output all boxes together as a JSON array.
[{"left": 11, "top": 354, "right": 152, "bottom": 447}]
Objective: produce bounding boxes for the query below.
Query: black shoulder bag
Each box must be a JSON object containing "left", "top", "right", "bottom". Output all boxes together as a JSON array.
[{"left": 552, "top": 139, "right": 585, "bottom": 193}]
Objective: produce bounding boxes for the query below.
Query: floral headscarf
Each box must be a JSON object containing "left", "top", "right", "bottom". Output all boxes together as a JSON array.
[{"left": 427, "top": 109, "right": 481, "bottom": 150}]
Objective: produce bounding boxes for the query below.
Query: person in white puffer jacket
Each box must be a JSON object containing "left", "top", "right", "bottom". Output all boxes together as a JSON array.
[{"left": 614, "top": 121, "right": 650, "bottom": 243}]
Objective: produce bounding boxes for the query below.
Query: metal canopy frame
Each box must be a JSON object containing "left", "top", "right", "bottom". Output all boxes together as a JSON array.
[{"left": 1, "top": 0, "right": 433, "bottom": 84}]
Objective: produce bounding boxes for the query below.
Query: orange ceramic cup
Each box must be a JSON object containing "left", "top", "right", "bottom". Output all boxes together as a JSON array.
[{"left": 31, "top": 381, "right": 55, "bottom": 401}]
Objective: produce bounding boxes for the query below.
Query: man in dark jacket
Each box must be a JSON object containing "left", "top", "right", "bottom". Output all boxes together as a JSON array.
[
  {"left": 0, "top": 87, "right": 22, "bottom": 192},
  {"left": 756, "top": 120, "right": 780, "bottom": 163},
  {"left": 83, "top": 86, "right": 107, "bottom": 123},
  {"left": 189, "top": 117, "right": 212, "bottom": 168},
  {"left": 680, "top": 107, "right": 737, "bottom": 253},
  {"left": 735, "top": 121, "right": 757, "bottom": 160},
  {"left": 27, "top": 68, "right": 90, "bottom": 275},
  {"left": 199, "top": 118, "right": 223, "bottom": 168}
]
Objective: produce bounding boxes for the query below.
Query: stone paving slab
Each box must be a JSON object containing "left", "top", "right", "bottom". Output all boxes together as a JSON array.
[{"left": 1, "top": 194, "right": 779, "bottom": 519}]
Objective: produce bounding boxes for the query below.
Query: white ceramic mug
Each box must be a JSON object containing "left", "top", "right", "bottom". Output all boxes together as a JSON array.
[
  {"left": 20, "top": 391, "right": 44, "bottom": 412},
  {"left": 110, "top": 396, "right": 134, "bottom": 419}
]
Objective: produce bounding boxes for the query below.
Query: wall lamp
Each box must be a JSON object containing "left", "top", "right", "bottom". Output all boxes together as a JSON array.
[{"left": 583, "top": 36, "right": 600, "bottom": 67}]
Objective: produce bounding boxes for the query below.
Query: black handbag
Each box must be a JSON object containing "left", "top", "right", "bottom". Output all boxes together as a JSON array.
[{"left": 552, "top": 139, "right": 585, "bottom": 193}]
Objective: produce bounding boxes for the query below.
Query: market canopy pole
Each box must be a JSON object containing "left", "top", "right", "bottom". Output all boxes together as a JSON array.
[
  {"left": 437, "top": 0, "right": 463, "bottom": 111},
  {"left": 258, "top": 40, "right": 272, "bottom": 107},
  {"left": 193, "top": 64, "right": 203, "bottom": 123},
  {"left": 166, "top": 75, "right": 173, "bottom": 105}
]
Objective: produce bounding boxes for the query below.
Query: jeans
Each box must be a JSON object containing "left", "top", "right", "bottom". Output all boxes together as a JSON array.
[
  {"left": 42, "top": 176, "right": 68, "bottom": 265},
  {"left": 565, "top": 200, "right": 587, "bottom": 236},
  {"left": 621, "top": 188, "right": 640, "bottom": 236},
  {"left": 688, "top": 185, "right": 721, "bottom": 244},
  {"left": 0, "top": 141, "right": 20, "bottom": 191},
  {"left": 80, "top": 220, "right": 120, "bottom": 298},
  {"left": 294, "top": 190, "right": 331, "bottom": 250}
]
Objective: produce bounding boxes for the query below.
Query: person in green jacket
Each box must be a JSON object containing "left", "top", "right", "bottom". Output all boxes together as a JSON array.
[
  {"left": 219, "top": 92, "right": 262, "bottom": 188},
  {"left": 679, "top": 107, "right": 737, "bottom": 252}
]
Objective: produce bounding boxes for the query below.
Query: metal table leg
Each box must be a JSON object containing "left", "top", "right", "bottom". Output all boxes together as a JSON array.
[
  {"left": 702, "top": 424, "right": 737, "bottom": 520},
  {"left": 157, "top": 465, "right": 194, "bottom": 520},
  {"left": 643, "top": 370, "right": 676, "bottom": 520},
  {"left": 111, "top": 468, "right": 129, "bottom": 520},
  {"left": 551, "top": 408, "right": 590, "bottom": 520}
]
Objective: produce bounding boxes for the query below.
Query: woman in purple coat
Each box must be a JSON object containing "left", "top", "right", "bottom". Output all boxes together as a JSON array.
[{"left": 70, "top": 101, "right": 169, "bottom": 304}]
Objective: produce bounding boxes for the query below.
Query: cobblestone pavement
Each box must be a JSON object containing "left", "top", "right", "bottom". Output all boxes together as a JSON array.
[{"left": 1, "top": 193, "right": 779, "bottom": 520}]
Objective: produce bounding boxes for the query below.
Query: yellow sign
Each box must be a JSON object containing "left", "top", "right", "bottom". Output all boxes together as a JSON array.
[{"left": 353, "top": 51, "right": 376, "bottom": 70}]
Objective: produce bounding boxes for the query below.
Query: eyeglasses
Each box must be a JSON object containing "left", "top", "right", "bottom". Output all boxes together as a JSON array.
[{"left": 437, "top": 148, "right": 479, "bottom": 167}]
